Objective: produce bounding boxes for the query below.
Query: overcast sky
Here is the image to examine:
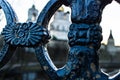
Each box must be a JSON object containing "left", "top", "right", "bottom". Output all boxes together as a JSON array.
[{"left": 1, "top": 0, "right": 120, "bottom": 46}]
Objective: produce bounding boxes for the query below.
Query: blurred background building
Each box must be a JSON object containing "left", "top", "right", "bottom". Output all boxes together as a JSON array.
[
  {"left": 0, "top": 5, "right": 120, "bottom": 80},
  {"left": 99, "top": 30, "right": 120, "bottom": 75}
]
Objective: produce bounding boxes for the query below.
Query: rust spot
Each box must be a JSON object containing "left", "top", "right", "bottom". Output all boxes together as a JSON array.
[
  {"left": 37, "top": 22, "right": 42, "bottom": 26},
  {"left": 87, "top": 71, "right": 90, "bottom": 78},
  {"left": 43, "top": 66, "right": 48, "bottom": 70},
  {"left": 66, "top": 65, "right": 70, "bottom": 71},
  {"left": 90, "top": 63, "right": 96, "bottom": 72},
  {"left": 89, "top": 44, "right": 94, "bottom": 49},
  {"left": 96, "top": 74, "right": 101, "bottom": 78}
]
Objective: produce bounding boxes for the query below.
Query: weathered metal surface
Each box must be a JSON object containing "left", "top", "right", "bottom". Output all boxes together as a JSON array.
[
  {"left": 0, "top": 0, "right": 50, "bottom": 68},
  {"left": 2, "top": 22, "right": 50, "bottom": 46},
  {"left": 0, "top": 0, "right": 17, "bottom": 68},
  {"left": 0, "top": 0, "right": 120, "bottom": 80},
  {"left": 35, "top": 0, "right": 120, "bottom": 80}
]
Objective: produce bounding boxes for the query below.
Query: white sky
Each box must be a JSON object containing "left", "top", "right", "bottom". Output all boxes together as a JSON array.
[{"left": 1, "top": 0, "right": 120, "bottom": 46}]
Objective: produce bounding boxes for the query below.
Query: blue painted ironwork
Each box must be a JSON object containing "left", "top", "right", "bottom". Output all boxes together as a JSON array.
[
  {"left": 0, "top": 0, "right": 120, "bottom": 80},
  {"left": 35, "top": 0, "right": 120, "bottom": 80},
  {"left": 0, "top": 0, "right": 50, "bottom": 68},
  {"left": 0, "top": 0, "right": 17, "bottom": 68},
  {"left": 2, "top": 22, "right": 50, "bottom": 46}
]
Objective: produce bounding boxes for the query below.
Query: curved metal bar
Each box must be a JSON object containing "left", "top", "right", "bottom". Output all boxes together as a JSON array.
[
  {"left": 35, "top": 0, "right": 63, "bottom": 79},
  {"left": 109, "top": 71, "right": 120, "bottom": 80},
  {"left": 37, "top": 0, "right": 62, "bottom": 27},
  {"left": 0, "top": 0, "right": 18, "bottom": 24},
  {"left": 35, "top": 0, "right": 120, "bottom": 80},
  {"left": 35, "top": 0, "right": 73, "bottom": 79},
  {"left": 0, "top": 0, "right": 119, "bottom": 79},
  {"left": 0, "top": 0, "right": 17, "bottom": 68},
  {"left": 35, "top": 46, "right": 61, "bottom": 80}
]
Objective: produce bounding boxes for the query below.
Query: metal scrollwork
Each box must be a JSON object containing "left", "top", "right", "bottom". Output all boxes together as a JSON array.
[
  {"left": 0, "top": 0, "right": 120, "bottom": 80},
  {"left": 34, "top": 0, "right": 120, "bottom": 80},
  {"left": 0, "top": 0, "right": 50, "bottom": 68},
  {"left": 2, "top": 22, "right": 50, "bottom": 46}
]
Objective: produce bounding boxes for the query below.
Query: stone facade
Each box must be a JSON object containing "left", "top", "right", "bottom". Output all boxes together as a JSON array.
[{"left": 50, "top": 7, "right": 71, "bottom": 40}]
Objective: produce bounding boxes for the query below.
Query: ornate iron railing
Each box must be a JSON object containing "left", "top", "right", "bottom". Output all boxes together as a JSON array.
[{"left": 0, "top": 0, "right": 120, "bottom": 80}]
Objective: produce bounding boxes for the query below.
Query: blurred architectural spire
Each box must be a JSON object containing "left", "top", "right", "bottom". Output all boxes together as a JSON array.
[{"left": 27, "top": 5, "right": 38, "bottom": 22}]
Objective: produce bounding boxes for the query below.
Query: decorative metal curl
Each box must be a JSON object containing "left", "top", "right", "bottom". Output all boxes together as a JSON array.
[
  {"left": 0, "top": 0, "right": 120, "bottom": 80},
  {"left": 2, "top": 22, "right": 50, "bottom": 47},
  {"left": 0, "top": 0, "right": 50, "bottom": 69}
]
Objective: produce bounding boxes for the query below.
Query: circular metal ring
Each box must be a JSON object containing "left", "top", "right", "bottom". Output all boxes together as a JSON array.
[
  {"left": 35, "top": 0, "right": 65, "bottom": 79},
  {"left": 34, "top": 0, "right": 73, "bottom": 79}
]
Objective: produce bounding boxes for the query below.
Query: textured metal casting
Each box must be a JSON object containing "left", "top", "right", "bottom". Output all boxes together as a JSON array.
[
  {"left": 0, "top": 0, "right": 120, "bottom": 80},
  {"left": 2, "top": 22, "right": 50, "bottom": 46},
  {"left": 0, "top": 0, "right": 17, "bottom": 68},
  {"left": 0, "top": 0, "right": 50, "bottom": 68}
]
